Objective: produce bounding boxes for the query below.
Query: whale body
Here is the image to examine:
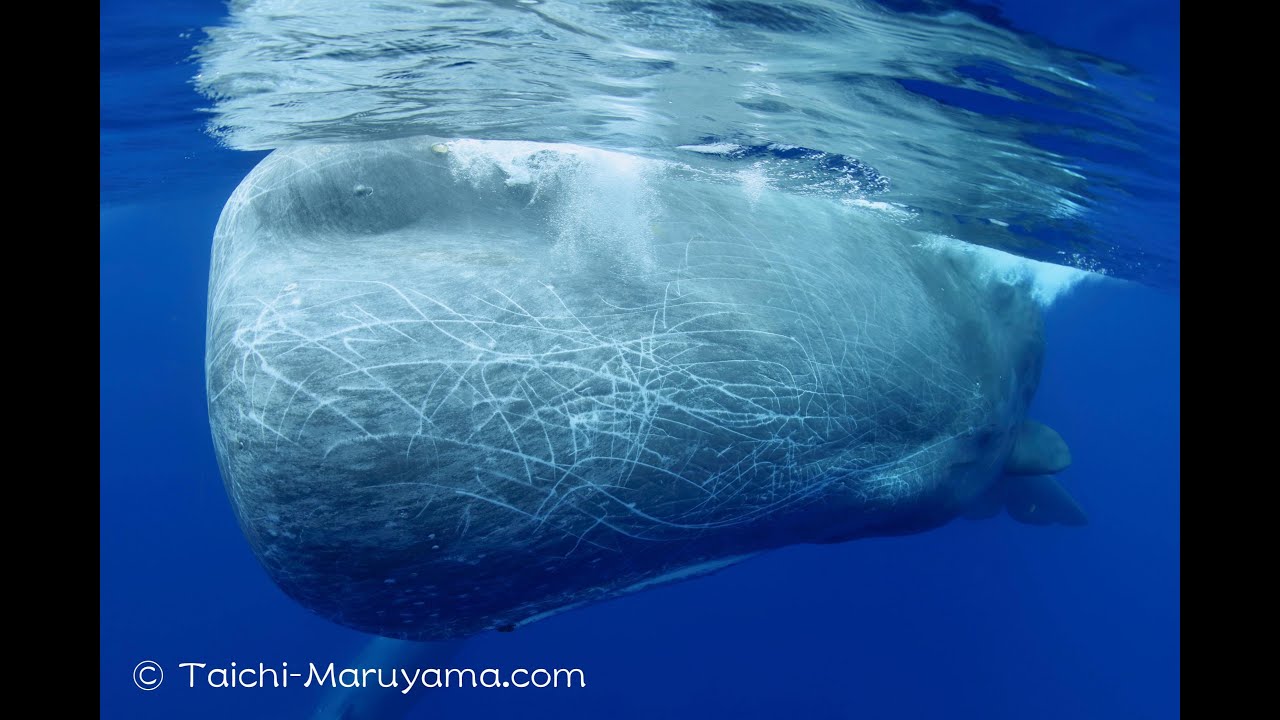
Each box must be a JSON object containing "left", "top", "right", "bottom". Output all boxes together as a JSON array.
[{"left": 206, "top": 138, "right": 1080, "bottom": 641}]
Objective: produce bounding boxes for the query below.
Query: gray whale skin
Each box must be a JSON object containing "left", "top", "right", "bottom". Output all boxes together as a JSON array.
[{"left": 206, "top": 138, "right": 1081, "bottom": 641}]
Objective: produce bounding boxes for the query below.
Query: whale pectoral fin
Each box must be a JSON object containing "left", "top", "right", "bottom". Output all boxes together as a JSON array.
[
  {"left": 1004, "top": 475, "right": 1088, "bottom": 527},
  {"left": 1004, "top": 420, "right": 1072, "bottom": 475}
]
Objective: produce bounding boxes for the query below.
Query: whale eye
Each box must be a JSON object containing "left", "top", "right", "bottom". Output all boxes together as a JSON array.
[{"left": 352, "top": 184, "right": 373, "bottom": 197}]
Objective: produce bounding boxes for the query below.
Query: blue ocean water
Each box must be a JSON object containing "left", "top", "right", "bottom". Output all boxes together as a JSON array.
[{"left": 101, "top": 1, "right": 1179, "bottom": 718}]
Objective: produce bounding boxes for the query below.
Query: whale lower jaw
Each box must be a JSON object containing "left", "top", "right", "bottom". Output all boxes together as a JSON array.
[{"left": 510, "top": 553, "right": 760, "bottom": 631}]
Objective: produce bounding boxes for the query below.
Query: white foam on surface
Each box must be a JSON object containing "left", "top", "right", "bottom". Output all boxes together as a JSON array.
[
  {"left": 737, "top": 164, "right": 770, "bottom": 204},
  {"left": 676, "top": 143, "right": 744, "bottom": 155},
  {"left": 445, "top": 139, "right": 658, "bottom": 187},
  {"left": 443, "top": 139, "right": 663, "bottom": 272},
  {"left": 842, "top": 197, "right": 913, "bottom": 221}
]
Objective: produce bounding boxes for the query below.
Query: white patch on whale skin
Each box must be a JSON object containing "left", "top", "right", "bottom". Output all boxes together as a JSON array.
[{"left": 921, "top": 234, "right": 1106, "bottom": 307}]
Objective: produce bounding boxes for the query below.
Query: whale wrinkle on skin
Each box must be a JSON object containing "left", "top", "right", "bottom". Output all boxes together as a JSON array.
[{"left": 206, "top": 137, "right": 1079, "bottom": 641}]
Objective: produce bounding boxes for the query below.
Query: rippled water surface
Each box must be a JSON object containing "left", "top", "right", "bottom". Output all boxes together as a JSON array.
[{"left": 102, "top": 0, "right": 1179, "bottom": 288}]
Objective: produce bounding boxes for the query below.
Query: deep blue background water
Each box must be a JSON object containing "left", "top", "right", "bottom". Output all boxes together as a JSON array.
[{"left": 101, "top": 2, "right": 1179, "bottom": 717}]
